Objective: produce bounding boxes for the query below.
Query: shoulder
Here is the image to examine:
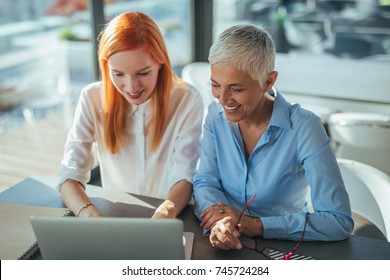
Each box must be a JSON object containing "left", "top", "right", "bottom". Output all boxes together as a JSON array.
[
  {"left": 203, "top": 101, "right": 224, "bottom": 128},
  {"left": 289, "top": 103, "right": 329, "bottom": 148},
  {"left": 274, "top": 93, "right": 319, "bottom": 125},
  {"left": 80, "top": 81, "right": 103, "bottom": 97},
  {"left": 206, "top": 101, "right": 222, "bottom": 116},
  {"left": 169, "top": 79, "right": 203, "bottom": 115},
  {"left": 272, "top": 92, "right": 321, "bottom": 127},
  {"left": 79, "top": 81, "right": 104, "bottom": 107},
  {"left": 171, "top": 79, "right": 202, "bottom": 102},
  {"left": 290, "top": 103, "right": 323, "bottom": 129}
]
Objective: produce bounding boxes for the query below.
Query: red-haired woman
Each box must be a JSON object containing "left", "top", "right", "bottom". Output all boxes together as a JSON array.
[{"left": 58, "top": 12, "right": 203, "bottom": 218}]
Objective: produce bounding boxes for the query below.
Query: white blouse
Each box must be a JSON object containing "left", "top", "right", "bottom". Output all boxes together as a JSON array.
[{"left": 58, "top": 80, "right": 203, "bottom": 199}]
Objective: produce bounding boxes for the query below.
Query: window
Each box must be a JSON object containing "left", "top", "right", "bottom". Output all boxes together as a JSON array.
[
  {"left": 213, "top": 0, "right": 390, "bottom": 59},
  {"left": 0, "top": 0, "right": 192, "bottom": 190}
]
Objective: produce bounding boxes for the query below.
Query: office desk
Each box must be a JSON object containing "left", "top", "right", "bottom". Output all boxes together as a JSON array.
[{"left": 1, "top": 177, "right": 390, "bottom": 260}]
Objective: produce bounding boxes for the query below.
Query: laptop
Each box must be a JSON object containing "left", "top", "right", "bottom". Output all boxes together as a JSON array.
[{"left": 30, "top": 216, "right": 193, "bottom": 260}]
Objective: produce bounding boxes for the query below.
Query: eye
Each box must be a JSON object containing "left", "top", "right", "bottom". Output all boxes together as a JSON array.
[
  {"left": 137, "top": 71, "right": 150, "bottom": 76},
  {"left": 211, "top": 82, "right": 220, "bottom": 88},
  {"left": 230, "top": 87, "right": 244, "bottom": 93},
  {"left": 112, "top": 72, "right": 124, "bottom": 77}
]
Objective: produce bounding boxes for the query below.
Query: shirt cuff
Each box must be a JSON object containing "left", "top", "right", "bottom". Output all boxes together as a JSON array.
[{"left": 261, "top": 216, "right": 289, "bottom": 239}]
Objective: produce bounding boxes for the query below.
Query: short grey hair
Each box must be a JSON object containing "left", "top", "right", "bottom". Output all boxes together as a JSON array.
[{"left": 208, "top": 24, "right": 276, "bottom": 86}]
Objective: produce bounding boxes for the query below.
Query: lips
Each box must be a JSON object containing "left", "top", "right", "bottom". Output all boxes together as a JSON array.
[
  {"left": 224, "top": 104, "right": 241, "bottom": 112},
  {"left": 127, "top": 89, "right": 144, "bottom": 100}
]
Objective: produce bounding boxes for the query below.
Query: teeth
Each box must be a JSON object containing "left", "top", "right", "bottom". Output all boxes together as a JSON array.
[
  {"left": 225, "top": 105, "right": 239, "bottom": 110},
  {"left": 129, "top": 89, "right": 143, "bottom": 96}
]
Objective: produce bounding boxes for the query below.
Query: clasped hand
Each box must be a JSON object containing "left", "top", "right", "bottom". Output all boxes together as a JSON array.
[{"left": 200, "top": 202, "right": 243, "bottom": 250}]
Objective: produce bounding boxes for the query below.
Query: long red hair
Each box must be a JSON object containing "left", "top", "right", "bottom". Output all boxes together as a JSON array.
[{"left": 98, "top": 12, "right": 173, "bottom": 153}]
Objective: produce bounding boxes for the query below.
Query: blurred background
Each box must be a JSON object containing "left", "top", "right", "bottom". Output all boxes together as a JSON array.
[{"left": 0, "top": 0, "right": 389, "bottom": 190}]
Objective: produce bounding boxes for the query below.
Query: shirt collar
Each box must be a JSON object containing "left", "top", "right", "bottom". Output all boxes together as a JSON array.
[
  {"left": 127, "top": 97, "right": 152, "bottom": 118},
  {"left": 268, "top": 90, "right": 292, "bottom": 130}
]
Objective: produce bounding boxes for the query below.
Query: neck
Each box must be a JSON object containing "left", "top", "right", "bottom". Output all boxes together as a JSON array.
[{"left": 242, "top": 94, "right": 274, "bottom": 129}]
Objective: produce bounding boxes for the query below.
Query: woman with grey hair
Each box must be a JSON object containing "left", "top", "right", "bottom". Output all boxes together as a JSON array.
[{"left": 193, "top": 24, "right": 353, "bottom": 250}]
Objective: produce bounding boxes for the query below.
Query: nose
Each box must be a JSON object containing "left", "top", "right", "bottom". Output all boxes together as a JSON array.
[
  {"left": 217, "top": 87, "right": 231, "bottom": 104},
  {"left": 123, "top": 76, "right": 140, "bottom": 93}
]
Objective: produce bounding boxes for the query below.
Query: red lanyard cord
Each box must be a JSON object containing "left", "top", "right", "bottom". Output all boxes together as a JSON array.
[{"left": 236, "top": 193, "right": 257, "bottom": 226}]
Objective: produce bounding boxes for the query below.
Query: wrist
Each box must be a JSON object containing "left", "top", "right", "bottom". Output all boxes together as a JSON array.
[
  {"left": 240, "top": 216, "right": 263, "bottom": 237},
  {"left": 76, "top": 203, "right": 101, "bottom": 217}
]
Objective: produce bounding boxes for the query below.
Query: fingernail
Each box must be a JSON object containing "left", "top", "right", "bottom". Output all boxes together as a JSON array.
[
  {"left": 233, "top": 231, "right": 239, "bottom": 237},
  {"left": 237, "top": 243, "right": 242, "bottom": 249}
]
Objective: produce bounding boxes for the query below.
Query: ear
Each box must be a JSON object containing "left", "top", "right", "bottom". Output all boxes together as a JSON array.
[{"left": 264, "top": 71, "right": 278, "bottom": 92}]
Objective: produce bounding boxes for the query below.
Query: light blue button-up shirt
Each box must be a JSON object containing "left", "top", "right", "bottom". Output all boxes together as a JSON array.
[{"left": 193, "top": 92, "right": 354, "bottom": 241}]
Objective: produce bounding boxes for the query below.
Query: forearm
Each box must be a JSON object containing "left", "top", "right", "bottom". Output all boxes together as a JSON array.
[
  {"left": 193, "top": 182, "right": 229, "bottom": 219},
  {"left": 153, "top": 180, "right": 193, "bottom": 218},
  {"left": 59, "top": 179, "right": 102, "bottom": 217}
]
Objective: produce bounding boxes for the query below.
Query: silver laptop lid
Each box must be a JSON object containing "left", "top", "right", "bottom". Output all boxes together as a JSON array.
[{"left": 30, "top": 216, "right": 185, "bottom": 260}]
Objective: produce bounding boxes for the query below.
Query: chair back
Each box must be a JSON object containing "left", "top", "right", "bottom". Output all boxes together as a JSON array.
[
  {"left": 328, "top": 112, "right": 390, "bottom": 175},
  {"left": 181, "top": 62, "right": 214, "bottom": 113},
  {"left": 328, "top": 112, "right": 390, "bottom": 150},
  {"left": 337, "top": 158, "right": 390, "bottom": 241}
]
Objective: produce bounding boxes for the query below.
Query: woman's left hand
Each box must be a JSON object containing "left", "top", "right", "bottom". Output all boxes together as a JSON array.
[
  {"left": 209, "top": 216, "right": 242, "bottom": 250},
  {"left": 152, "top": 200, "right": 177, "bottom": 219}
]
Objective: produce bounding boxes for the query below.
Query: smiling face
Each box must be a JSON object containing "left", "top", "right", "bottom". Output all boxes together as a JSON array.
[
  {"left": 108, "top": 48, "right": 161, "bottom": 105},
  {"left": 210, "top": 64, "right": 277, "bottom": 124}
]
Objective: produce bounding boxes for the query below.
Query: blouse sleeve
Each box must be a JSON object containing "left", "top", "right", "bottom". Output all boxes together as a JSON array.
[
  {"left": 262, "top": 114, "right": 354, "bottom": 241},
  {"left": 193, "top": 102, "right": 230, "bottom": 218},
  {"left": 166, "top": 86, "right": 204, "bottom": 189},
  {"left": 57, "top": 86, "right": 98, "bottom": 189}
]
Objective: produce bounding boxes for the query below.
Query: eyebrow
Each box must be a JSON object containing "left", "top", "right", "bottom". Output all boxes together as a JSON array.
[
  {"left": 110, "top": 66, "right": 152, "bottom": 73},
  {"left": 210, "top": 78, "right": 245, "bottom": 87}
]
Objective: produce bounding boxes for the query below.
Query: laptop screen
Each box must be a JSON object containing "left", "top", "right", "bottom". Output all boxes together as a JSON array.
[{"left": 30, "top": 216, "right": 191, "bottom": 260}]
